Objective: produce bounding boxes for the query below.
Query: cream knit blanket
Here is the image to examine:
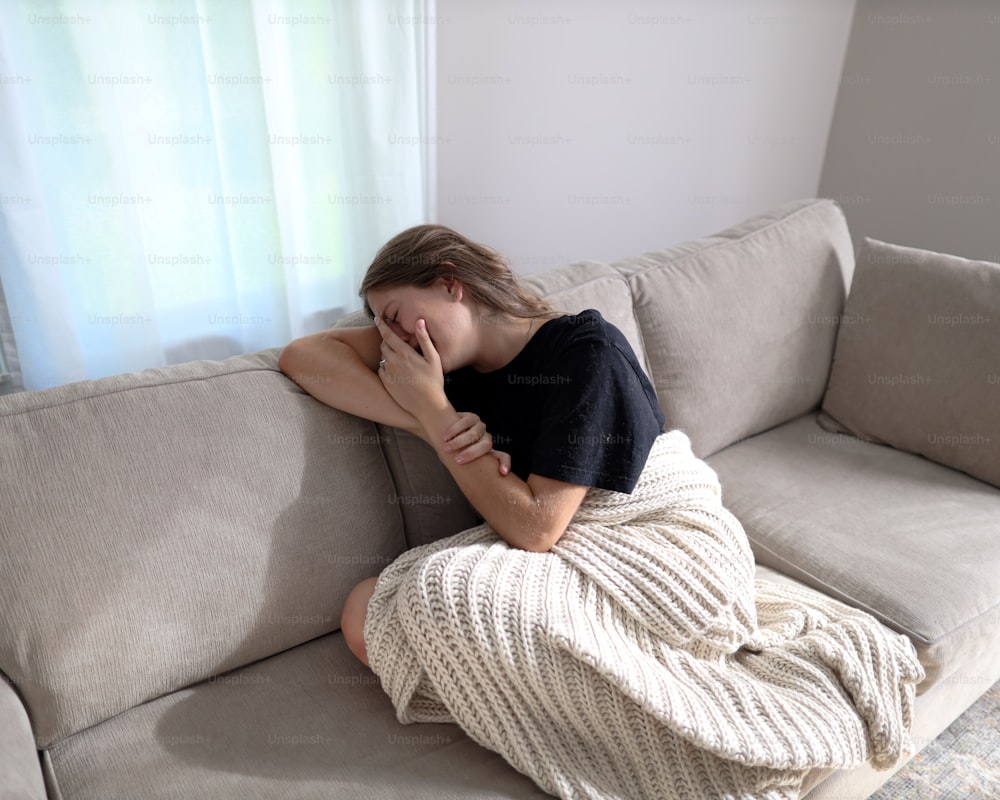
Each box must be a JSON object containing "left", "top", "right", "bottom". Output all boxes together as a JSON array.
[{"left": 364, "top": 431, "right": 924, "bottom": 800}]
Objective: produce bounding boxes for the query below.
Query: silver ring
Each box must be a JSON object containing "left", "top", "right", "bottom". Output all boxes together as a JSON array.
[{"left": 378, "top": 359, "right": 386, "bottom": 369}]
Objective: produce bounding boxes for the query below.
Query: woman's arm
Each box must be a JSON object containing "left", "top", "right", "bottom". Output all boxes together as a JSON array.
[
  {"left": 431, "top": 405, "right": 590, "bottom": 552},
  {"left": 278, "top": 329, "right": 510, "bottom": 469},
  {"left": 375, "top": 317, "right": 589, "bottom": 551},
  {"left": 278, "top": 326, "right": 425, "bottom": 437}
]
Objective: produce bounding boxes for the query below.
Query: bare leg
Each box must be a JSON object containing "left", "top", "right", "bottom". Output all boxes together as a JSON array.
[{"left": 341, "top": 576, "right": 379, "bottom": 667}]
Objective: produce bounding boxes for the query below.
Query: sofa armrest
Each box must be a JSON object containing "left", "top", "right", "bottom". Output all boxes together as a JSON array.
[{"left": 1, "top": 677, "right": 47, "bottom": 799}]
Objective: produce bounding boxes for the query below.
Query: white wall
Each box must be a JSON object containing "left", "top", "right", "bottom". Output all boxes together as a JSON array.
[
  {"left": 819, "top": 0, "right": 1000, "bottom": 263},
  {"left": 435, "top": 0, "right": 857, "bottom": 272}
]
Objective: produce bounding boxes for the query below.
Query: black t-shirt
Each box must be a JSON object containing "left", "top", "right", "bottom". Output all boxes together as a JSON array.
[{"left": 444, "top": 309, "right": 665, "bottom": 494}]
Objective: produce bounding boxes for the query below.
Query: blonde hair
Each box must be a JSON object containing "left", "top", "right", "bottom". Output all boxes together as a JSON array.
[{"left": 360, "top": 225, "right": 554, "bottom": 322}]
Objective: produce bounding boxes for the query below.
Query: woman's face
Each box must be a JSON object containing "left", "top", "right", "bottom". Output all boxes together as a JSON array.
[{"left": 366, "top": 278, "right": 475, "bottom": 374}]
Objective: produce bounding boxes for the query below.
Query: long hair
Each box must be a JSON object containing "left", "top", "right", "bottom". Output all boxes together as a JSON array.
[{"left": 360, "top": 225, "right": 554, "bottom": 322}]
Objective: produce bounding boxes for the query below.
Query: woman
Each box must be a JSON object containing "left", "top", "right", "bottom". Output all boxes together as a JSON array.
[
  {"left": 277, "top": 224, "right": 665, "bottom": 666},
  {"left": 278, "top": 227, "right": 922, "bottom": 800}
]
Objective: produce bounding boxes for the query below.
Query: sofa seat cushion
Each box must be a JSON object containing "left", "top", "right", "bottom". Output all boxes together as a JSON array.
[
  {"left": 44, "top": 632, "right": 550, "bottom": 800},
  {"left": 706, "top": 413, "right": 1000, "bottom": 688}
]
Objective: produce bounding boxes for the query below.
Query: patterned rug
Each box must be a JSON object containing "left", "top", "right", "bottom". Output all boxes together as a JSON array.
[{"left": 868, "top": 680, "right": 999, "bottom": 799}]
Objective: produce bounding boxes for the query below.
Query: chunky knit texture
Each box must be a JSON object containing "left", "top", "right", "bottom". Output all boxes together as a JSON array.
[{"left": 364, "top": 431, "right": 924, "bottom": 800}]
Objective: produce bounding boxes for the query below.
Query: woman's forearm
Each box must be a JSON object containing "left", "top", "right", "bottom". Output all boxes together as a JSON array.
[
  {"left": 278, "top": 334, "right": 424, "bottom": 439},
  {"left": 416, "top": 399, "right": 586, "bottom": 552}
]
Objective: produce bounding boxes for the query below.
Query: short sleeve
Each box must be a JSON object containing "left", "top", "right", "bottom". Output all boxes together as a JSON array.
[{"left": 527, "top": 327, "right": 664, "bottom": 493}]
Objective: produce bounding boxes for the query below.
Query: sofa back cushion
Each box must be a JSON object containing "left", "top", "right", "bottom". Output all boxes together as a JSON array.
[
  {"left": 820, "top": 238, "right": 1000, "bottom": 489},
  {"left": 612, "top": 198, "right": 855, "bottom": 458},
  {"left": 521, "top": 260, "right": 650, "bottom": 377},
  {"left": 0, "top": 352, "right": 405, "bottom": 747}
]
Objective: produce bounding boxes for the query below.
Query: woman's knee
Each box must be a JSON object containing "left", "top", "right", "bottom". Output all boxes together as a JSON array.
[{"left": 341, "top": 576, "right": 379, "bottom": 667}]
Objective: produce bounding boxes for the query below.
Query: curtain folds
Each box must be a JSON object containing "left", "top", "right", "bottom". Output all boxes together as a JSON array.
[{"left": 0, "top": 0, "right": 431, "bottom": 391}]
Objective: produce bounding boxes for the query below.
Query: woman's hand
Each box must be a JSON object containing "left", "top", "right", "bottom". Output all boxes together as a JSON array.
[
  {"left": 374, "top": 316, "right": 448, "bottom": 421},
  {"left": 443, "top": 412, "right": 512, "bottom": 475}
]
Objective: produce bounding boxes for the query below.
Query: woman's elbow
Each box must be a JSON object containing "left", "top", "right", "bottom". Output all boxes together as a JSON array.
[
  {"left": 521, "top": 540, "right": 556, "bottom": 554},
  {"left": 514, "top": 522, "right": 568, "bottom": 553},
  {"left": 278, "top": 336, "right": 324, "bottom": 383},
  {"left": 505, "top": 481, "right": 587, "bottom": 553},
  {"left": 277, "top": 339, "right": 300, "bottom": 378}
]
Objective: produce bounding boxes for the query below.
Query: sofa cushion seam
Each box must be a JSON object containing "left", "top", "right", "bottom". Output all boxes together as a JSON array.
[
  {"left": 40, "top": 748, "right": 63, "bottom": 800},
  {"left": 751, "top": 539, "right": 934, "bottom": 645},
  {"left": 754, "top": 540, "right": 1000, "bottom": 646},
  {"left": 374, "top": 423, "right": 411, "bottom": 556}
]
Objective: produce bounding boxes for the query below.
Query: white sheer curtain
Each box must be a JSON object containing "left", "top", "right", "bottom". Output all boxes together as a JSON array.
[{"left": 0, "top": 0, "right": 433, "bottom": 391}]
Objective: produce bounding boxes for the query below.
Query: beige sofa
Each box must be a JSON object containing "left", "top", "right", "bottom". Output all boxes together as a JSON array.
[{"left": 2, "top": 198, "right": 997, "bottom": 799}]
